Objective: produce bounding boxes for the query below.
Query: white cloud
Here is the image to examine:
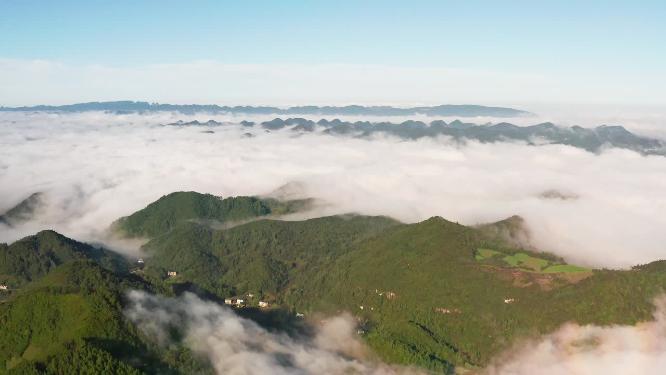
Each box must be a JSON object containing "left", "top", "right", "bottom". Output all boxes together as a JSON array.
[
  {"left": 124, "top": 290, "right": 421, "bottom": 375},
  {"left": 484, "top": 296, "right": 666, "bottom": 375},
  {"left": 1, "top": 111, "right": 666, "bottom": 268}
]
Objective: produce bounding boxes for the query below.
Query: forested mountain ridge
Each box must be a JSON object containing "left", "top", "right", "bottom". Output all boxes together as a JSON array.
[
  {"left": 111, "top": 191, "right": 312, "bottom": 238},
  {"left": 170, "top": 118, "right": 666, "bottom": 156},
  {"left": 113, "top": 192, "right": 666, "bottom": 371},
  {"left": 1, "top": 191, "right": 665, "bottom": 373}
]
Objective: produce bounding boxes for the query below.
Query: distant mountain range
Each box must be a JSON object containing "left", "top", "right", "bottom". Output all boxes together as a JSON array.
[
  {"left": 168, "top": 118, "right": 666, "bottom": 156},
  {"left": 0, "top": 101, "right": 532, "bottom": 117}
]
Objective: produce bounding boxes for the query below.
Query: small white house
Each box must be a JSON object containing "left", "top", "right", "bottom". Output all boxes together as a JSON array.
[
  {"left": 167, "top": 271, "right": 178, "bottom": 277},
  {"left": 0, "top": 285, "right": 8, "bottom": 290},
  {"left": 258, "top": 301, "right": 269, "bottom": 308},
  {"left": 137, "top": 258, "right": 144, "bottom": 264},
  {"left": 504, "top": 298, "right": 515, "bottom": 304}
]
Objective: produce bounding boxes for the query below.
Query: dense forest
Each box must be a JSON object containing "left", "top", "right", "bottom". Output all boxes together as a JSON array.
[{"left": 1, "top": 191, "right": 665, "bottom": 373}]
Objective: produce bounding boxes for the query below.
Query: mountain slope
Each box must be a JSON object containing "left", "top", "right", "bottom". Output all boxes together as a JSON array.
[
  {"left": 0, "top": 257, "right": 214, "bottom": 374},
  {"left": 123, "top": 193, "right": 666, "bottom": 371},
  {"left": 298, "top": 217, "right": 666, "bottom": 369},
  {"left": 0, "top": 261, "right": 146, "bottom": 372},
  {"left": 0, "top": 193, "right": 45, "bottom": 227},
  {"left": 139, "top": 214, "right": 400, "bottom": 298}
]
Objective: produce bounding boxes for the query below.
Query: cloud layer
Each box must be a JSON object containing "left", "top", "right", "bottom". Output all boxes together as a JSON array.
[
  {"left": 125, "top": 290, "right": 418, "bottom": 375},
  {"left": 484, "top": 296, "right": 666, "bottom": 375},
  {"left": 1, "top": 111, "right": 666, "bottom": 267}
]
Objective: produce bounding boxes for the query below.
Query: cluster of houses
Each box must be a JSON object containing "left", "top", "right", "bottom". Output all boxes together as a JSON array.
[
  {"left": 167, "top": 271, "right": 178, "bottom": 277},
  {"left": 434, "top": 298, "right": 516, "bottom": 315},
  {"left": 224, "top": 296, "right": 270, "bottom": 309},
  {"left": 224, "top": 297, "right": 246, "bottom": 307},
  {"left": 0, "top": 284, "right": 8, "bottom": 291}
]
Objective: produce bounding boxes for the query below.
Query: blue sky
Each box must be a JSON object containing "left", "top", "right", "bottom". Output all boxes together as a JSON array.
[{"left": 1, "top": 0, "right": 665, "bottom": 106}]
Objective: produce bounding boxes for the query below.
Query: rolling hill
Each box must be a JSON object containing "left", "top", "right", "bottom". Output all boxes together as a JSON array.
[
  {"left": 111, "top": 191, "right": 666, "bottom": 372},
  {"left": 2, "top": 191, "right": 665, "bottom": 373},
  {"left": 0, "top": 230, "right": 129, "bottom": 289}
]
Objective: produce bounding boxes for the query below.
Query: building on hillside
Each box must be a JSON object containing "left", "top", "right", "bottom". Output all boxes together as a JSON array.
[
  {"left": 167, "top": 271, "right": 178, "bottom": 277},
  {"left": 0, "top": 285, "right": 7, "bottom": 290},
  {"left": 224, "top": 298, "right": 246, "bottom": 307},
  {"left": 258, "top": 301, "right": 269, "bottom": 308},
  {"left": 504, "top": 298, "right": 515, "bottom": 304},
  {"left": 137, "top": 258, "right": 144, "bottom": 264},
  {"left": 247, "top": 293, "right": 255, "bottom": 298}
]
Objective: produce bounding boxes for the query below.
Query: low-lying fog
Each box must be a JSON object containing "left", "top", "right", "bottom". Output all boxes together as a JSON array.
[{"left": 1, "top": 111, "right": 665, "bottom": 268}]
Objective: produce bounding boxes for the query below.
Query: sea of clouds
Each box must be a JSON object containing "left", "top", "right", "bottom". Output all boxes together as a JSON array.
[
  {"left": 1, "top": 111, "right": 666, "bottom": 268},
  {"left": 3, "top": 110, "right": 666, "bottom": 374}
]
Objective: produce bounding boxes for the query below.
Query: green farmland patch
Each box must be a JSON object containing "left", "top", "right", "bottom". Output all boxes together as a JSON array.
[
  {"left": 475, "top": 248, "right": 503, "bottom": 260},
  {"left": 542, "top": 264, "right": 590, "bottom": 273},
  {"left": 502, "top": 252, "right": 550, "bottom": 271}
]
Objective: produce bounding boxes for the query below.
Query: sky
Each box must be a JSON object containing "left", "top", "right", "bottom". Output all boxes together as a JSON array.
[{"left": 1, "top": 0, "right": 665, "bottom": 107}]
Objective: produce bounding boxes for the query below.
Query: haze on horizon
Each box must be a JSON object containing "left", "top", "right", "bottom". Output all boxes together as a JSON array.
[{"left": 1, "top": 0, "right": 665, "bottom": 110}]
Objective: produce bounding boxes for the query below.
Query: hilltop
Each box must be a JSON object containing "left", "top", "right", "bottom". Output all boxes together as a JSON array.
[
  {"left": 0, "top": 230, "right": 128, "bottom": 289},
  {"left": 111, "top": 191, "right": 313, "bottom": 238}
]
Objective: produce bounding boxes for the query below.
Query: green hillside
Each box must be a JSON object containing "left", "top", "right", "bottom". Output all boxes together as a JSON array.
[
  {"left": 120, "top": 194, "right": 666, "bottom": 371},
  {"left": 0, "top": 261, "right": 144, "bottom": 372},
  {"left": 0, "top": 260, "right": 213, "bottom": 374},
  {"left": 295, "top": 217, "right": 665, "bottom": 369},
  {"left": 139, "top": 214, "right": 399, "bottom": 298},
  {"left": 112, "top": 191, "right": 311, "bottom": 238}
]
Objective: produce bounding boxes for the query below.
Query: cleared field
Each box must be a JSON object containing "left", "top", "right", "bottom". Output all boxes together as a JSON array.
[
  {"left": 476, "top": 248, "right": 588, "bottom": 274},
  {"left": 502, "top": 252, "right": 550, "bottom": 271},
  {"left": 475, "top": 248, "right": 503, "bottom": 260},
  {"left": 542, "top": 264, "right": 590, "bottom": 273}
]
